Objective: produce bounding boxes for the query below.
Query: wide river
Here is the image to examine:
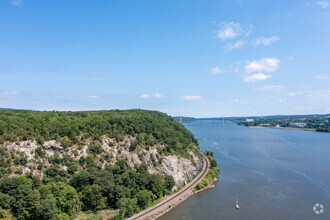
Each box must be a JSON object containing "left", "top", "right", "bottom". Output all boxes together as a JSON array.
[{"left": 159, "top": 121, "right": 330, "bottom": 220}]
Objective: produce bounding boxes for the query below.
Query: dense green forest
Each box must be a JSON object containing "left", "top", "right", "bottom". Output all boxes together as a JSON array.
[
  {"left": 0, "top": 159, "right": 175, "bottom": 219},
  {"left": 0, "top": 109, "right": 202, "bottom": 219},
  {"left": 0, "top": 109, "right": 198, "bottom": 156}
]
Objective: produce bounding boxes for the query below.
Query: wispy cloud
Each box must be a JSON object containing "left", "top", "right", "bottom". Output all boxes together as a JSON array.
[
  {"left": 216, "top": 22, "right": 243, "bottom": 40},
  {"left": 307, "top": 88, "right": 330, "bottom": 99},
  {"left": 245, "top": 58, "right": 280, "bottom": 73},
  {"left": 79, "top": 95, "right": 99, "bottom": 99},
  {"left": 210, "top": 67, "right": 225, "bottom": 74},
  {"left": 244, "top": 73, "right": 272, "bottom": 82},
  {"left": 229, "top": 99, "right": 240, "bottom": 103},
  {"left": 286, "top": 92, "right": 303, "bottom": 97},
  {"left": 152, "top": 93, "right": 164, "bottom": 98},
  {"left": 225, "top": 40, "right": 246, "bottom": 51},
  {"left": 252, "top": 36, "right": 279, "bottom": 47},
  {"left": 317, "top": 1, "right": 329, "bottom": 8},
  {"left": 140, "top": 93, "right": 164, "bottom": 99},
  {"left": 181, "top": 95, "right": 202, "bottom": 100},
  {"left": 11, "top": 0, "right": 23, "bottom": 7},
  {"left": 255, "top": 85, "right": 284, "bottom": 91},
  {"left": 140, "top": 94, "right": 150, "bottom": 98},
  {"left": 0, "top": 90, "right": 20, "bottom": 98},
  {"left": 315, "top": 75, "right": 330, "bottom": 80}
]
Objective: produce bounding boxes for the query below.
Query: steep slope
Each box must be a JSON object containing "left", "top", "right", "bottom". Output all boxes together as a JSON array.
[{"left": 0, "top": 109, "right": 203, "bottom": 219}]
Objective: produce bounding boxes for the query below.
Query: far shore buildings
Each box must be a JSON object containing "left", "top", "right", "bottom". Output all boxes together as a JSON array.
[
  {"left": 290, "top": 122, "right": 307, "bottom": 128},
  {"left": 246, "top": 118, "right": 254, "bottom": 122}
]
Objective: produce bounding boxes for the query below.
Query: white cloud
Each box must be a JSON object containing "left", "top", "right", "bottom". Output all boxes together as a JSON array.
[
  {"left": 255, "top": 85, "right": 284, "bottom": 91},
  {"left": 140, "top": 94, "right": 150, "bottom": 98},
  {"left": 216, "top": 22, "right": 243, "bottom": 40},
  {"left": 245, "top": 58, "right": 280, "bottom": 74},
  {"left": 225, "top": 40, "right": 246, "bottom": 51},
  {"left": 230, "top": 99, "right": 240, "bottom": 103},
  {"left": 11, "top": 0, "right": 23, "bottom": 6},
  {"left": 1, "top": 90, "right": 19, "bottom": 95},
  {"left": 140, "top": 93, "right": 164, "bottom": 99},
  {"left": 315, "top": 75, "right": 330, "bottom": 80},
  {"left": 210, "top": 67, "right": 225, "bottom": 74},
  {"left": 243, "top": 73, "right": 272, "bottom": 82},
  {"left": 0, "top": 90, "right": 20, "bottom": 98},
  {"left": 252, "top": 36, "right": 279, "bottom": 46},
  {"left": 152, "top": 93, "right": 164, "bottom": 98},
  {"left": 286, "top": 92, "right": 303, "bottom": 97},
  {"left": 317, "top": 1, "right": 329, "bottom": 8},
  {"left": 181, "top": 95, "right": 203, "bottom": 100}
]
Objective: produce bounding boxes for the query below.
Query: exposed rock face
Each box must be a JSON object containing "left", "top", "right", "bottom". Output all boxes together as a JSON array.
[
  {"left": 3, "top": 136, "right": 203, "bottom": 187},
  {"left": 149, "top": 155, "right": 202, "bottom": 187}
]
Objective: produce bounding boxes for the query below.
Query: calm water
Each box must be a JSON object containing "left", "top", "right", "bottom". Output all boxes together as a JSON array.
[{"left": 159, "top": 121, "right": 330, "bottom": 220}]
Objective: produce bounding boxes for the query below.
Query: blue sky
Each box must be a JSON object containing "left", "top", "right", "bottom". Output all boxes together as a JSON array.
[{"left": 1, "top": 0, "right": 330, "bottom": 117}]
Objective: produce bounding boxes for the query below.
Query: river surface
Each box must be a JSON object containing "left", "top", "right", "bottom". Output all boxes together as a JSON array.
[{"left": 158, "top": 121, "right": 330, "bottom": 220}]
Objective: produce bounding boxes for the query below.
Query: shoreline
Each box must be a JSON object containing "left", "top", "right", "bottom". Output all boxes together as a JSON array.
[
  {"left": 247, "top": 125, "right": 316, "bottom": 132},
  {"left": 153, "top": 177, "right": 218, "bottom": 219},
  {"left": 193, "top": 178, "right": 217, "bottom": 194},
  {"left": 128, "top": 154, "right": 210, "bottom": 220}
]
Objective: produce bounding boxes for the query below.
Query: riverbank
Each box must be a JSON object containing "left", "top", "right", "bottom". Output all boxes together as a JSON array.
[
  {"left": 194, "top": 177, "right": 217, "bottom": 194},
  {"left": 247, "top": 125, "right": 316, "bottom": 132},
  {"left": 127, "top": 154, "right": 210, "bottom": 220}
]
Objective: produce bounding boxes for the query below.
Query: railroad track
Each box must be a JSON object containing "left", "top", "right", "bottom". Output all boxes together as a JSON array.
[{"left": 129, "top": 154, "right": 209, "bottom": 220}]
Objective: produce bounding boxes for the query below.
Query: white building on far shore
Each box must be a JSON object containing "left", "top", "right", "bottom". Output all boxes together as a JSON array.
[{"left": 290, "top": 122, "right": 307, "bottom": 128}]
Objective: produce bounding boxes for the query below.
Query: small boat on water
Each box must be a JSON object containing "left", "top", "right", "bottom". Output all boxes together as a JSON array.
[{"left": 236, "top": 199, "right": 239, "bottom": 209}]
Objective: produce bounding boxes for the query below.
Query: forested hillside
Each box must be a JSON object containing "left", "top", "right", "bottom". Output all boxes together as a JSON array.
[
  {"left": 0, "top": 109, "right": 202, "bottom": 219},
  {"left": 0, "top": 109, "right": 198, "bottom": 156}
]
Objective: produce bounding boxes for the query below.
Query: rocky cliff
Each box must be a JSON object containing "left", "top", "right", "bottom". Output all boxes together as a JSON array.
[{"left": 3, "top": 135, "right": 203, "bottom": 188}]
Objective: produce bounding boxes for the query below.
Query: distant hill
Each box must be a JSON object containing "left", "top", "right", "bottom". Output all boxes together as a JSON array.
[{"left": 0, "top": 107, "right": 16, "bottom": 110}]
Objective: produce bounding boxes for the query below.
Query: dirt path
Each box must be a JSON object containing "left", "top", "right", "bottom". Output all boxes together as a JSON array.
[{"left": 128, "top": 154, "right": 210, "bottom": 220}]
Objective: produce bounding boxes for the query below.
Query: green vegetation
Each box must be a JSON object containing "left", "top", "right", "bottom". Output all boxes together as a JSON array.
[
  {"left": 0, "top": 109, "right": 198, "bottom": 157},
  {"left": 0, "top": 161, "right": 176, "bottom": 219},
  {"left": 0, "top": 109, "right": 201, "bottom": 219},
  {"left": 195, "top": 151, "right": 219, "bottom": 191}
]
